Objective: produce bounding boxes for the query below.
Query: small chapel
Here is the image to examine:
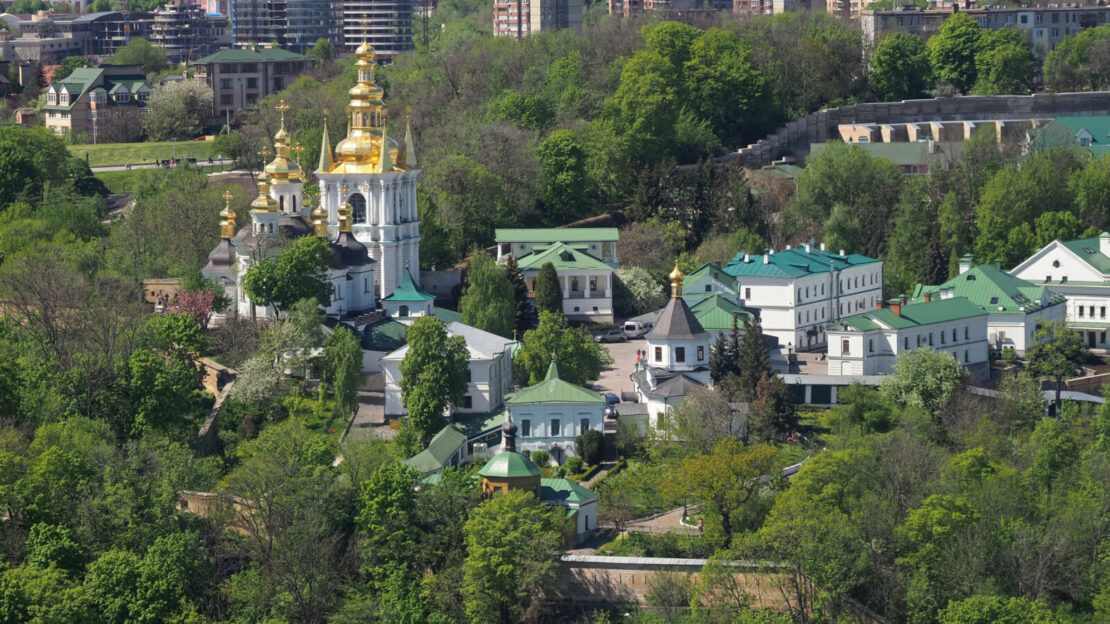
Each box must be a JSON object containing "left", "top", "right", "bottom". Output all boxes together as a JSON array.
[{"left": 203, "top": 37, "right": 422, "bottom": 319}]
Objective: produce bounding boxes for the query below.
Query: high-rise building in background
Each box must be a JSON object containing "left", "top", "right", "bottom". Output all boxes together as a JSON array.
[
  {"left": 341, "top": 0, "right": 415, "bottom": 60},
  {"left": 493, "top": 0, "right": 580, "bottom": 39},
  {"left": 229, "top": 0, "right": 343, "bottom": 54}
]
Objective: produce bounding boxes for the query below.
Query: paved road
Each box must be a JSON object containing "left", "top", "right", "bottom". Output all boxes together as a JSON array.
[
  {"left": 591, "top": 338, "right": 646, "bottom": 399},
  {"left": 91, "top": 160, "right": 232, "bottom": 172},
  {"left": 343, "top": 374, "right": 394, "bottom": 444}
]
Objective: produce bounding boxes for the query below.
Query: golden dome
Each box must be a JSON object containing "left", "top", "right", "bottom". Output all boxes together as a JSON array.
[
  {"left": 263, "top": 99, "right": 302, "bottom": 180},
  {"left": 250, "top": 174, "right": 278, "bottom": 212},
  {"left": 355, "top": 40, "right": 375, "bottom": 61},
  {"left": 338, "top": 200, "right": 353, "bottom": 233},
  {"left": 669, "top": 260, "right": 684, "bottom": 298},
  {"left": 310, "top": 197, "right": 328, "bottom": 238},
  {"left": 219, "top": 190, "right": 236, "bottom": 239}
]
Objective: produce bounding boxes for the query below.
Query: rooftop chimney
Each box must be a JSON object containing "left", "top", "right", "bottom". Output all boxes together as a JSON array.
[
  {"left": 744, "top": 253, "right": 750, "bottom": 263},
  {"left": 839, "top": 249, "right": 846, "bottom": 256},
  {"left": 820, "top": 242, "right": 827, "bottom": 251},
  {"left": 924, "top": 293, "right": 932, "bottom": 302},
  {"left": 786, "top": 244, "right": 792, "bottom": 250},
  {"left": 890, "top": 300, "right": 902, "bottom": 316},
  {"left": 804, "top": 243, "right": 812, "bottom": 252},
  {"left": 959, "top": 253, "right": 974, "bottom": 274},
  {"left": 875, "top": 300, "right": 883, "bottom": 310},
  {"left": 763, "top": 253, "right": 769, "bottom": 264}
]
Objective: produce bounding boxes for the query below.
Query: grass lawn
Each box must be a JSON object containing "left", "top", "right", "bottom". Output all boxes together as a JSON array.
[
  {"left": 70, "top": 140, "right": 215, "bottom": 167},
  {"left": 96, "top": 164, "right": 235, "bottom": 194}
]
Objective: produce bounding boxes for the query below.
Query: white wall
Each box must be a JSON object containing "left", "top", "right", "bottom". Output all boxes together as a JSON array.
[
  {"left": 644, "top": 337, "right": 710, "bottom": 371},
  {"left": 827, "top": 313, "right": 990, "bottom": 375},
  {"left": 513, "top": 402, "right": 605, "bottom": 461}
]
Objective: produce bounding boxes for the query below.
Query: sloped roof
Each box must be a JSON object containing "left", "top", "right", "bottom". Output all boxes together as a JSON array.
[
  {"left": 384, "top": 269, "right": 434, "bottom": 302},
  {"left": 688, "top": 294, "right": 753, "bottom": 333},
  {"left": 832, "top": 297, "right": 987, "bottom": 332},
  {"left": 541, "top": 477, "right": 597, "bottom": 503},
  {"left": 516, "top": 241, "right": 611, "bottom": 272},
  {"left": 360, "top": 317, "right": 407, "bottom": 351},
  {"left": 478, "top": 451, "right": 541, "bottom": 478},
  {"left": 193, "top": 46, "right": 312, "bottom": 65},
  {"left": 724, "top": 246, "right": 880, "bottom": 279},
  {"left": 685, "top": 262, "right": 737, "bottom": 288},
  {"left": 1033, "top": 116, "right": 1110, "bottom": 156},
  {"left": 383, "top": 321, "right": 514, "bottom": 361},
  {"left": 403, "top": 424, "right": 466, "bottom": 475},
  {"left": 911, "top": 263, "right": 1065, "bottom": 315},
  {"left": 646, "top": 296, "right": 708, "bottom": 341},
  {"left": 434, "top": 307, "right": 462, "bottom": 323},
  {"left": 495, "top": 228, "right": 619, "bottom": 243},
  {"left": 652, "top": 373, "right": 704, "bottom": 398},
  {"left": 1061, "top": 235, "right": 1110, "bottom": 275},
  {"left": 507, "top": 360, "right": 605, "bottom": 406}
]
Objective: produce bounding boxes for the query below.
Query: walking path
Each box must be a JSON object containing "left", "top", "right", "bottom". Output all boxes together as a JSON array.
[
  {"left": 342, "top": 374, "right": 393, "bottom": 444},
  {"left": 91, "top": 159, "right": 232, "bottom": 172}
]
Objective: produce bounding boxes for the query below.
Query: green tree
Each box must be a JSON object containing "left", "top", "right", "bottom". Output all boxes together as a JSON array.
[
  {"left": 356, "top": 462, "right": 421, "bottom": 581},
  {"left": 869, "top": 33, "right": 932, "bottom": 102},
  {"left": 973, "top": 42, "right": 1032, "bottom": 95},
  {"left": 575, "top": 428, "right": 604, "bottom": 465},
  {"left": 24, "top": 522, "right": 83, "bottom": 573},
  {"left": 882, "top": 347, "right": 967, "bottom": 415},
  {"left": 533, "top": 261, "right": 562, "bottom": 315},
  {"left": 928, "top": 13, "right": 984, "bottom": 92},
  {"left": 1026, "top": 320, "right": 1087, "bottom": 412},
  {"left": 885, "top": 186, "right": 947, "bottom": 296},
  {"left": 513, "top": 310, "right": 610, "bottom": 387},
  {"left": 242, "top": 235, "right": 334, "bottom": 314},
  {"left": 503, "top": 254, "right": 530, "bottom": 334},
  {"left": 1044, "top": 24, "right": 1110, "bottom": 91},
  {"left": 535, "top": 130, "right": 590, "bottom": 223},
  {"left": 938, "top": 595, "right": 1067, "bottom": 624},
  {"left": 322, "top": 326, "right": 363, "bottom": 419},
  {"left": 897, "top": 494, "right": 981, "bottom": 623},
  {"left": 462, "top": 489, "right": 569, "bottom": 624},
  {"left": 399, "top": 316, "right": 469, "bottom": 445},
  {"left": 0, "top": 126, "right": 79, "bottom": 209},
  {"left": 751, "top": 372, "right": 797, "bottom": 442},
  {"left": 459, "top": 251, "right": 516, "bottom": 338},
  {"left": 307, "top": 37, "right": 334, "bottom": 63},
  {"left": 0, "top": 564, "right": 92, "bottom": 624},
  {"left": 613, "top": 266, "right": 666, "bottom": 317},
  {"left": 52, "top": 56, "right": 91, "bottom": 83},
  {"left": 107, "top": 38, "right": 168, "bottom": 76},
  {"left": 683, "top": 28, "right": 765, "bottom": 147},
  {"left": 735, "top": 317, "right": 771, "bottom": 401},
  {"left": 142, "top": 80, "right": 214, "bottom": 141}
]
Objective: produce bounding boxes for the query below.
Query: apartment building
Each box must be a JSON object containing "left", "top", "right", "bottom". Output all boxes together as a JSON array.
[
  {"left": 192, "top": 45, "right": 313, "bottom": 123},
  {"left": 493, "top": 0, "right": 581, "bottom": 38},
  {"left": 341, "top": 0, "right": 414, "bottom": 58},
  {"left": 43, "top": 64, "right": 150, "bottom": 141}
]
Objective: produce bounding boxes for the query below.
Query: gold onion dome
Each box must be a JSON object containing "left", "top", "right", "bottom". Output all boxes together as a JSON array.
[
  {"left": 310, "top": 197, "right": 328, "bottom": 238},
  {"left": 219, "top": 190, "right": 236, "bottom": 239},
  {"left": 251, "top": 174, "right": 278, "bottom": 212},
  {"left": 333, "top": 38, "right": 394, "bottom": 173},
  {"left": 264, "top": 99, "right": 302, "bottom": 181},
  {"left": 338, "top": 200, "right": 353, "bottom": 233},
  {"left": 669, "top": 261, "right": 684, "bottom": 298}
]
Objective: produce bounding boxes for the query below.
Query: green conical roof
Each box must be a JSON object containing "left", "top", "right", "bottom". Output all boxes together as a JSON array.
[
  {"left": 384, "top": 268, "right": 435, "bottom": 302},
  {"left": 478, "top": 451, "right": 541, "bottom": 478}
]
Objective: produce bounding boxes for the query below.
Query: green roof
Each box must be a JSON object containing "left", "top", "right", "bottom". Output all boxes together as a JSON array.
[
  {"left": 688, "top": 294, "right": 753, "bottom": 332},
  {"left": 495, "top": 228, "right": 619, "bottom": 243},
  {"left": 1061, "top": 235, "right": 1110, "bottom": 275},
  {"left": 810, "top": 140, "right": 955, "bottom": 168},
  {"left": 384, "top": 270, "right": 435, "bottom": 302},
  {"left": 540, "top": 477, "right": 597, "bottom": 503},
  {"left": 1030, "top": 116, "right": 1110, "bottom": 156},
  {"left": 685, "top": 262, "right": 737, "bottom": 289},
  {"left": 360, "top": 317, "right": 407, "bottom": 351},
  {"left": 478, "top": 451, "right": 541, "bottom": 478},
  {"left": 724, "top": 245, "right": 880, "bottom": 279},
  {"left": 193, "top": 46, "right": 313, "bottom": 65},
  {"left": 453, "top": 409, "right": 507, "bottom": 440},
  {"left": 516, "top": 241, "right": 611, "bottom": 272},
  {"left": 403, "top": 424, "right": 467, "bottom": 475},
  {"left": 506, "top": 360, "right": 605, "bottom": 406},
  {"left": 831, "top": 297, "right": 987, "bottom": 332},
  {"left": 911, "top": 264, "right": 1065, "bottom": 315},
  {"left": 434, "top": 307, "right": 461, "bottom": 323}
]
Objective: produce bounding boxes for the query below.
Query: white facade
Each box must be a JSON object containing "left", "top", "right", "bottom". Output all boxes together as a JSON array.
[
  {"left": 683, "top": 264, "right": 739, "bottom": 307},
  {"left": 522, "top": 266, "right": 614, "bottom": 323},
  {"left": 1011, "top": 234, "right": 1110, "bottom": 351},
  {"left": 513, "top": 403, "right": 604, "bottom": 463},
  {"left": 381, "top": 322, "right": 516, "bottom": 417},
  {"left": 495, "top": 228, "right": 619, "bottom": 269}
]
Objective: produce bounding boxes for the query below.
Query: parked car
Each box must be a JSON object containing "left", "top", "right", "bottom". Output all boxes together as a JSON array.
[
  {"left": 623, "top": 321, "right": 650, "bottom": 338},
  {"left": 594, "top": 329, "right": 627, "bottom": 343}
]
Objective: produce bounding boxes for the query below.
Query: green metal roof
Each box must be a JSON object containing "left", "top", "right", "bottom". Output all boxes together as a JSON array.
[
  {"left": 433, "top": 307, "right": 462, "bottom": 323},
  {"left": 1061, "top": 235, "right": 1110, "bottom": 275},
  {"left": 384, "top": 270, "right": 435, "bottom": 302},
  {"left": 540, "top": 477, "right": 597, "bottom": 503},
  {"left": 478, "top": 451, "right": 541, "bottom": 478},
  {"left": 403, "top": 424, "right": 466, "bottom": 475},
  {"left": 453, "top": 409, "right": 507, "bottom": 440},
  {"left": 688, "top": 294, "right": 753, "bottom": 332},
  {"left": 911, "top": 264, "right": 1066, "bottom": 315},
  {"left": 360, "top": 317, "right": 407, "bottom": 351},
  {"left": 495, "top": 228, "right": 619, "bottom": 243},
  {"left": 810, "top": 140, "right": 954, "bottom": 168},
  {"left": 193, "top": 47, "right": 313, "bottom": 65},
  {"left": 685, "top": 262, "right": 737, "bottom": 289},
  {"left": 516, "top": 241, "right": 611, "bottom": 272},
  {"left": 724, "top": 245, "right": 880, "bottom": 279},
  {"left": 831, "top": 297, "right": 987, "bottom": 332},
  {"left": 507, "top": 360, "right": 605, "bottom": 405},
  {"left": 1030, "top": 116, "right": 1110, "bottom": 156}
]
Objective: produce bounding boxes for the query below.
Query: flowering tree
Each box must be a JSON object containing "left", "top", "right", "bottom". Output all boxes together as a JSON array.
[{"left": 168, "top": 288, "right": 216, "bottom": 329}]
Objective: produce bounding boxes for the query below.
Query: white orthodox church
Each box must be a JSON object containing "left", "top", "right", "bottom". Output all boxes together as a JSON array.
[{"left": 203, "top": 39, "right": 421, "bottom": 319}]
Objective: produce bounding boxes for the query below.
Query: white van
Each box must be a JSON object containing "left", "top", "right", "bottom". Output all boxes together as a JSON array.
[{"left": 623, "top": 321, "right": 650, "bottom": 338}]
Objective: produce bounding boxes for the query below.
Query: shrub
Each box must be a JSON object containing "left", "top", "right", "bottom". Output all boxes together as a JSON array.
[
  {"left": 575, "top": 429, "right": 605, "bottom": 465},
  {"left": 565, "top": 455, "right": 585, "bottom": 475},
  {"left": 530, "top": 449, "right": 550, "bottom": 467}
]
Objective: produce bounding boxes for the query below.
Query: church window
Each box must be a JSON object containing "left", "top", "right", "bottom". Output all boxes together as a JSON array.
[
  {"left": 675, "top": 347, "right": 685, "bottom": 363},
  {"left": 705, "top": 285, "right": 711, "bottom": 292},
  {"left": 521, "top": 420, "right": 531, "bottom": 437},
  {"left": 551, "top": 419, "right": 560, "bottom": 436},
  {"left": 697, "top": 346, "right": 704, "bottom": 361},
  {"left": 463, "top": 395, "right": 472, "bottom": 409},
  {"left": 348, "top": 193, "right": 366, "bottom": 224},
  {"left": 654, "top": 346, "right": 662, "bottom": 362},
  {"left": 399, "top": 305, "right": 409, "bottom": 316},
  {"left": 279, "top": 196, "right": 284, "bottom": 212},
  {"left": 842, "top": 339, "right": 850, "bottom": 355},
  {"left": 364, "top": 278, "right": 370, "bottom": 293}
]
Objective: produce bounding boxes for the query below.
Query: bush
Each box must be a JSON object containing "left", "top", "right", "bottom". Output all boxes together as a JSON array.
[
  {"left": 565, "top": 455, "right": 585, "bottom": 475},
  {"left": 530, "top": 449, "right": 550, "bottom": 467},
  {"left": 576, "top": 428, "right": 605, "bottom": 465}
]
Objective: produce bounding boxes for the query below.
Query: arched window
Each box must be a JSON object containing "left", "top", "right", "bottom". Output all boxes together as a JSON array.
[
  {"left": 348, "top": 193, "right": 367, "bottom": 224},
  {"left": 279, "top": 196, "right": 284, "bottom": 212},
  {"left": 399, "top": 305, "right": 409, "bottom": 316}
]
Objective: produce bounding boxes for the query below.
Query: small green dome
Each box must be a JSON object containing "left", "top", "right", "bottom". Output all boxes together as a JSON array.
[{"left": 478, "top": 451, "right": 541, "bottom": 478}]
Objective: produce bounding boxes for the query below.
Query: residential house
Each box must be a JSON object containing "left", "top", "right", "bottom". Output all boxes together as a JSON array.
[
  {"left": 516, "top": 241, "right": 614, "bottom": 323},
  {"left": 723, "top": 242, "right": 884, "bottom": 351},
  {"left": 826, "top": 297, "right": 990, "bottom": 378},
  {"left": 507, "top": 358, "right": 606, "bottom": 465},
  {"left": 1010, "top": 232, "right": 1110, "bottom": 350},
  {"left": 43, "top": 65, "right": 150, "bottom": 141},
  {"left": 911, "top": 262, "right": 1066, "bottom": 354},
  {"left": 381, "top": 321, "right": 516, "bottom": 418},
  {"left": 495, "top": 228, "right": 619, "bottom": 269},
  {"left": 191, "top": 46, "right": 314, "bottom": 126}
]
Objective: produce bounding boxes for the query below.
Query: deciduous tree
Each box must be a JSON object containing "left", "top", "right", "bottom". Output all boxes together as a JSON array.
[
  {"left": 1026, "top": 320, "right": 1087, "bottom": 412},
  {"left": 399, "top": 316, "right": 469, "bottom": 445},
  {"left": 459, "top": 251, "right": 516, "bottom": 338},
  {"left": 869, "top": 33, "right": 932, "bottom": 102},
  {"left": 513, "top": 310, "right": 611, "bottom": 387}
]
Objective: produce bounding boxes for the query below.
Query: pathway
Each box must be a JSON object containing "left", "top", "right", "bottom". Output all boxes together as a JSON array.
[
  {"left": 91, "top": 159, "right": 231, "bottom": 172},
  {"left": 343, "top": 374, "right": 393, "bottom": 444}
]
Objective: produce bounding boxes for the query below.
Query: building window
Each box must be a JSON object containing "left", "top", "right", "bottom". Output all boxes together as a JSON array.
[
  {"left": 551, "top": 419, "right": 560, "bottom": 437},
  {"left": 48, "top": 91, "right": 56, "bottom": 104},
  {"left": 348, "top": 193, "right": 366, "bottom": 223},
  {"left": 744, "top": 288, "right": 750, "bottom": 299},
  {"left": 580, "top": 417, "right": 590, "bottom": 433},
  {"left": 654, "top": 346, "right": 662, "bottom": 362},
  {"left": 1091, "top": 306, "right": 1096, "bottom": 317},
  {"left": 696, "top": 346, "right": 704, "bottom": 361},
  {"left": 868, "top": 338, "right": 873, "bottom": 353},
  {"left": 842, "top": 339, "right": 850, "bottom": 355},
  {"left": 220, "top": 78, "right": 232, "bottom": 89},
  {"left": 675, "top": 347, "right": 685, "bottom": 363},
  {"left": 220, "top": 94, "right": 233, "bottom": 105},
  {"left": 964, "top": 350, "right": 969, "bottom": 363},
  {"left": 705, "top": 284, "right": 711, "bottom": 292},
  {"left": 1080, "top": 306, "right": 1085, "bottom": 317},
  {"left": 521, "top": 420, "right": 530, "bottom": 437},
  {"left": 465, "top": 368, "right": 471, "bottom": 382},
  {"left": 964, "top": 327, "right": 969, "bottom": 340},
  {"left": 571, "top": 278, "right": 579, "bottom": 292},
  {"left": 1102, "top": 307, "right": 1106, "bottom": 318},
  {"left": 941, "top": 332, "right": 945, "bottom": 344},
  {"left": 904, "top": 336, "right": 909, "bottom": 350},
  {"left": 463, "top": 395, "right": 472, "bottom": 409}
]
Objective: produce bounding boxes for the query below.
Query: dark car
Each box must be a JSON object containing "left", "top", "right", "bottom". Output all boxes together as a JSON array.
[{"left": 594, "top": 329, "right": 627, "bottom": 343}]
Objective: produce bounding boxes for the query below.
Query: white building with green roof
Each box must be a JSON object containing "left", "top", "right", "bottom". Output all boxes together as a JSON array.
[
  {"left": 1011, "top": 233, "right": 1110, "bottom": 350},
  {"left": 382, "top": 267, "right": 436, "bottom": 321},
  {"left": 495, "top": 227, "right": 619, "bottom": 268},
  {"left": 826, "top": 297, "right": 990, "bottom": 377},
  {"left": 514, "top": 241, "right": 614, "bottom": 323},
  {"left": 683, "top": 262, "right": 740, "bottom": 306},
  {"left": 507, "top": 359, "right": 606, "bottom": 465},
  {"left": 723, "top": 242, "right": 883, "bottom": 352},
  {"left": 912, "top": 262, "right": 1066, "bottom": 354}
]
